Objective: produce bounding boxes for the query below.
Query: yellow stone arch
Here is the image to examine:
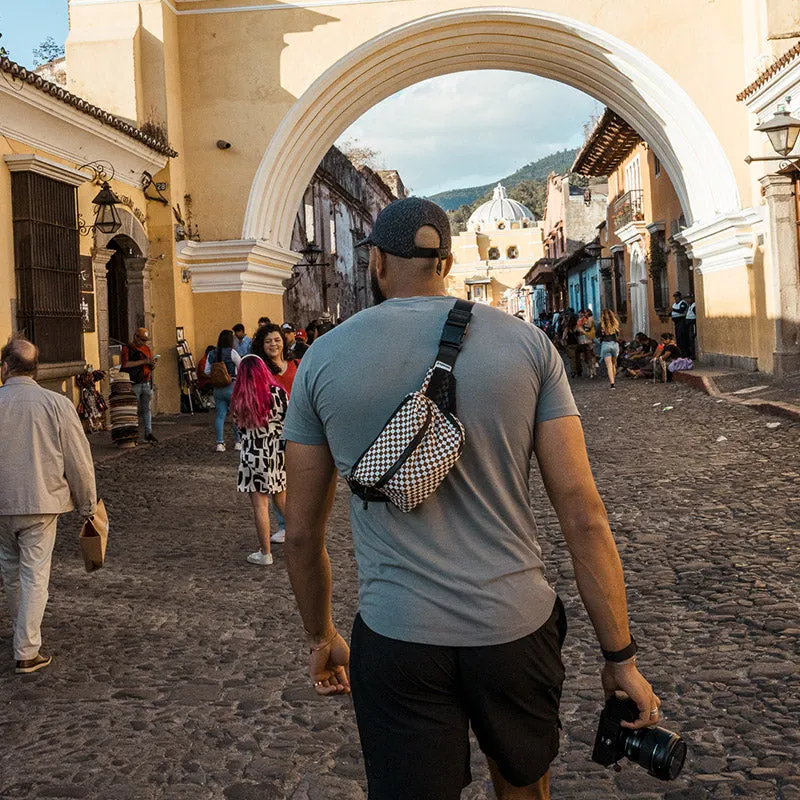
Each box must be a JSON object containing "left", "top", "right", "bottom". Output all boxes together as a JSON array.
[{"left": 243, "top": 7, "right": 742, "bottom": 249}]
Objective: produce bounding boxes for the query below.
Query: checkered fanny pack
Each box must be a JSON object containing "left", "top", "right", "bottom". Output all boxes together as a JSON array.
[{"left": 346, "top": 299, "right": 473, "bottom": 513}]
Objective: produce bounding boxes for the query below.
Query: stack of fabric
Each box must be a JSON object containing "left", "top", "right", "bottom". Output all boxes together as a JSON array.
[{"left": 109, "top": 374, "right": 139, "bottom": 448}]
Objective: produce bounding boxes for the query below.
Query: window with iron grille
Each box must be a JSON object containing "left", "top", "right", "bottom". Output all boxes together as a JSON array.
[{"left": 11, "top": 171, "right": 83, "bottom": 363}]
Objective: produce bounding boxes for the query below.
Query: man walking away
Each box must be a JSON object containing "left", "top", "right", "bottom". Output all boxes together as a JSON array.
[
  {"left": 0, "top": 337, "right": 97, "bottom": 674},
  {"left": 671, "top": 292, "right": 690, "bottom": 358},
  {"left": 283, "top": 197, "right": 662, "bottom": 800},
  {"left": 233, "top": 324, "right": 252, "bottom": 357},
  {"left": 121, "top": 327, "right": 158, "bottom": 443}
]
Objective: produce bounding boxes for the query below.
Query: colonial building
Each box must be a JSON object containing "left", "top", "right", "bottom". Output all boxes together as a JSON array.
[
  {"left": 0, "top": 55, "right": 177, "bottom": 406},
  {"left": 571, "top": 109, "right": 691, "bottom": 344},
  {"left": 524, "top": 173, "right": 608, "bottom": 315},
  {"left": 736, "top": 43, "right": 800, "bottom": 376},
  {"left": 448, "top": 185, "right": 544, "bottom": 315},
  {"left": 286, "top": 147, "right": 404, "bottom": 327}
]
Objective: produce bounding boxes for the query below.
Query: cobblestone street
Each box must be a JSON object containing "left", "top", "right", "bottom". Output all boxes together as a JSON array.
[{"left": 0, "top": 378, "right": 798, "bottom": 800}]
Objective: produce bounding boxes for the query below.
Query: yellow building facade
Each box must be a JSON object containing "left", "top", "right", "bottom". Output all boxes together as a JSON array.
[
  {"left": 448, "top": 185, "right": 544, "bottom": 313},
  {"left": 0, "top": 56, "right": 180, "bottom": 407}
]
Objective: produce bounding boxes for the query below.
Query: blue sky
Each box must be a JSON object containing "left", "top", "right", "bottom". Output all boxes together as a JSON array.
[
  {"left": 1, "top": 4, "right": 597, "bottom": 197},
  {"left": 1, "top": 0, "right": 68, "bottom": 67}
]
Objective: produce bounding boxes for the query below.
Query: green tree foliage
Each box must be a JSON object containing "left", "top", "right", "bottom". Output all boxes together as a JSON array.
[
  {"left": 32, "top": 36, "right": 65, "bottom": 66},
  {"left": 428, "top": 147, "right": 579, "bottom": 210}
]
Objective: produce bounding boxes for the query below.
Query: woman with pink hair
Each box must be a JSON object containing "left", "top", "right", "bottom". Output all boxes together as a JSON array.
[{"left": 230, "top": 354, "right": 289, "bottom": 565}]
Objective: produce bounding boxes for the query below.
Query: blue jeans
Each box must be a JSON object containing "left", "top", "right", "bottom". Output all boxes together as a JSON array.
[
  {"left": 273, "top": 501, "right": 284, "bottom": 530},
  {"left": 212, "top": 384, "right": 240, "bottom": 444},
  {"left": 132, "top": 382, "right": 152, "bottom": 435}
]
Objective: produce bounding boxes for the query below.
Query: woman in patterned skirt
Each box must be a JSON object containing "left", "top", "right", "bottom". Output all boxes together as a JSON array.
[{"left": 230, "top": 354, "right": 288, "bottom": 566}]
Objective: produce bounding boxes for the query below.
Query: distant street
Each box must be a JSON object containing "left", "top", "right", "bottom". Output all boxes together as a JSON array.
[{"left": 0, "top": 378, "right": 798, "bottom": 800}]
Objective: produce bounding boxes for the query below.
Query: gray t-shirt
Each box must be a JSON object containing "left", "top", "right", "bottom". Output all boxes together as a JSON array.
[{"left": 284, "top": 296, "right": 579, "bottom": 646}]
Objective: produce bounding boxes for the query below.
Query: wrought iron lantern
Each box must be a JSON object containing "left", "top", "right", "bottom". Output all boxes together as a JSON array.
[
  {"left": 584, "top": 239, "right": 602, "bottom": 260},
  {"left": 299, "top": 241, "right": 324, "bottom": 266},
  {"left": 756, "top": 107, "right": 800, "bottom": 157},
  {"left": 77, "top": 161, "right": 123, "bottom": 236},
  {"left": 91, "top": 182, "right": 123, "bottom": 235},
  {"left": 745, "top": 100, "right": 800, "bottom": 164}
]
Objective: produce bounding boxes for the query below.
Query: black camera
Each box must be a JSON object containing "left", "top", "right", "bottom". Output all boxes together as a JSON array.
[{"left": 592, "top": 694, "right": 687, "bottom": 780}]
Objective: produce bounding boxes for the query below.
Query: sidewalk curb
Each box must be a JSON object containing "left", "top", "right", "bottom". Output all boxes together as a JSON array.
[{"left": 674, "top": 371, "right": 800, "bottom": 422}]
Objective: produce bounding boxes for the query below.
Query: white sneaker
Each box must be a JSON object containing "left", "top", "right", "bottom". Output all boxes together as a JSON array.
[
  {"left": 246, "top": 551, "right": 273, "bottom": 566},
  {"left": 215, "top": 442, "right": 226, "bottom": 452},
  {"left": 234, "top": 442, "right": 242, "bottom": 451},
  {"left": 270, "top": 528, "right": 286, "bottom": 543}
]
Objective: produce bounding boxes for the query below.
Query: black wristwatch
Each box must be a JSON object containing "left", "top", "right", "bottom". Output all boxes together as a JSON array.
[{"left": 602, "top": 636, "right": 637, "bottom": 663}]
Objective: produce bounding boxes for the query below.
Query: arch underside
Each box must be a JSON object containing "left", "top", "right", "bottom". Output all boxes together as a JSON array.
[{"left": 244, "top": 8, "right": 741, "bottom": 249}]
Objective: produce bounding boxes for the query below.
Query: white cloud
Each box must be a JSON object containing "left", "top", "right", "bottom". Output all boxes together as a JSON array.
[{"left": 338, "top": 71, "right": 600, "bottom": 196}]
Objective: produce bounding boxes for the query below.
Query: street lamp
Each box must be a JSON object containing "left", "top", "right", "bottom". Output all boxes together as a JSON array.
[
  {"left": 91, "top": 182, "right": 123, "bottom": 234},
  {"left": 744, "top": 101, "right": 800, "bottom": 163},
  {"left": 77, "top": 161, "right": 123, "bottom": 236},
  {"left": 585, "top": 240, "right": 602, "bottom": 260},
  {"left": 284, "top": 242, "right": 330, "bottom": 311},
  {"left": 300, "top": 242, "right": 324, "bottom": 266}
]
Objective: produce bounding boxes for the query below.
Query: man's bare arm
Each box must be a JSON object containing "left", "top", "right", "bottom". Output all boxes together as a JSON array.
[
  {"left": 534, "top": 415, "right": 660, "bottom": 728},
  {"left": 284, "top": 441, "right": 350, "bottom": 695},
  {"left": 284, "top": 441, "right": 338, "bottom": 640}
]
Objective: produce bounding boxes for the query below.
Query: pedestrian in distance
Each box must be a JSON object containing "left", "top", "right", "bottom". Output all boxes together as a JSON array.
[
  {"left": 232, "top": 323, "right": 252, "bottom": 357},
  {"left": 252, "top": 324, "right": 299, "bottom": 395},
  {"left": 251, "top": 323, "right": 298, "bottom": 543},
  {"left": 282, "top": 322, "right": 309, "bottom": 361},
  {"left": 230, "top": 354, "right": 288, "bottom": 566},
  {"left": 598, "top": 309, "right": 621, "bottom": 388},
  {"left": 671, "top": 292, "right": 690, "bottom": 357},
  {"left": 561, "top": 316, "right": 583, "bottom": 378},
  {"left": 282, "top": 196, "right": 662, "bottom": 800},
  {"left": 685, "top": 296, "right": 697, "bottom": 360},
  {"left": 581, "top": 309, "right": 598, "bottom": 378},
  {"left": 257, "top": 316, "right": 271, "bottom": 329},
  {"left": 204, "top": 329, "right": 242, "bottom": 452},
  {"left": 120, "top": 327, "right": 159, "bottom": 443},
  {"left": 0, "top": 336, "right": 97, "bottom": 674}
]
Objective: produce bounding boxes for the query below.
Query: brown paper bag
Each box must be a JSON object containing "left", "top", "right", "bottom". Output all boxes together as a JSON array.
[{"left": 79, "top": 499, "right": 109, "bottom": 572}]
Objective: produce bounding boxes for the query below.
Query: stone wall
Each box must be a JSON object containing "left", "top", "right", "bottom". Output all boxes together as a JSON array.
[{"left": 283, "top": 146, "right": 402, "bottom": 327}]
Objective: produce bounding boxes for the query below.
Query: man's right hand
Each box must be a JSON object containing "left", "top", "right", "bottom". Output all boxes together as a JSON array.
[{"left": 601, "top": 661, "right": 661, "bottom": 729}]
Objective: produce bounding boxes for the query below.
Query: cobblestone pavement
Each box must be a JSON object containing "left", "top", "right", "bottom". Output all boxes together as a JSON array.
[{"left": 0, "top": 378, "right": 798, "bottom": 800}]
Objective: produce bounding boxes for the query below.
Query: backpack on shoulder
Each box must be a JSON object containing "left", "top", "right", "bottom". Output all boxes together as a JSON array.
[
  {"left": 346, "top": 299, "right": 473, "bottom": 513},
  {"left": 209, "top": 357, "right": 232, "bottom": 388}
]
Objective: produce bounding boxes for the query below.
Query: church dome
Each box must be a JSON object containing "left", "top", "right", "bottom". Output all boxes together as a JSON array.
[{"left": 468, "top": 184, "right": 535, "bottom": 231}]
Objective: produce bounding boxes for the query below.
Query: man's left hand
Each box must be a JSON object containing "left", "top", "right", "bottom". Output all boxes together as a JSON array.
[{"left": 601, "top": 661, "right": 661, "bottom": 729}]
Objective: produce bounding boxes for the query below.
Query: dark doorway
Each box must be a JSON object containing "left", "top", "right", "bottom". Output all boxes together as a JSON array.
[{"left": 107, "top": 245, "right": 129, "bottom": 345}]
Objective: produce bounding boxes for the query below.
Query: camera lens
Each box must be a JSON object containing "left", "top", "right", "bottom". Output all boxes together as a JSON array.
[{"left": 622, "top": 726, "right": 687, "bottom": 780}]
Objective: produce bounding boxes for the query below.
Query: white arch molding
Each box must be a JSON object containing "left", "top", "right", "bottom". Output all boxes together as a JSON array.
[{"left": 243, "top": 7, "right": 743, "bottom": 250}]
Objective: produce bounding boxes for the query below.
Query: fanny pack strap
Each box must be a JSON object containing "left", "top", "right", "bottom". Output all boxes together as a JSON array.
[{"left": 424, "top": 299, "right": 473, "bottom": 412}]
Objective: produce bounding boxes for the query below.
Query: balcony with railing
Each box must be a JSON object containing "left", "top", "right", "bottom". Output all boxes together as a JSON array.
[{"left": 611, "top": 189, "right": 644, "bottom": 234}]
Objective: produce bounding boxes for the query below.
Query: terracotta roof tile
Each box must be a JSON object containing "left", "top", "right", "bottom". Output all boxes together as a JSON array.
[
  {"left": 736, "top": 42, "right": 800, "bottom": 102},
  {"left": 0, "top": 55, "right": 178, "bottom": 158}
]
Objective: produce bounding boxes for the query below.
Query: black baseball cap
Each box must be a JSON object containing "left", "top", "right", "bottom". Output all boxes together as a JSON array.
[{"left": 357, "top": 197, "right": 451, "bottom": 261}]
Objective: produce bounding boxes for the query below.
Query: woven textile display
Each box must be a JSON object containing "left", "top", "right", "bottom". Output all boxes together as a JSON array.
[{"left": 109, "top": 374, "right": 139, "bottom": 447}]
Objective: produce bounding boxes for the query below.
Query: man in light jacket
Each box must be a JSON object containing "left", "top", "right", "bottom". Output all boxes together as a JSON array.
[{"left": 0, "top": 336, "right": 97, "bottom": 674}]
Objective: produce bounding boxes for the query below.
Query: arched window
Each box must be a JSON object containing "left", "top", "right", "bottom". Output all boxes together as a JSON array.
[
  {"left": 488, "top": 247, "right": 500, "bottom": 260},
  {"left": 507, "top": 246, "right": 519, "bottom": 259}
]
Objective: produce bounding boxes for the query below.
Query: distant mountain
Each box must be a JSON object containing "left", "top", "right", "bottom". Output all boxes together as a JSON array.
[{"left": 427, "top": 148, "right": 579, "bottom": 211}]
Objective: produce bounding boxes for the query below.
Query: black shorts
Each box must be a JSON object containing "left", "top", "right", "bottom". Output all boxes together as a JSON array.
[{"left": 349, "top": 597, "right": 567, "bottom": 800}]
